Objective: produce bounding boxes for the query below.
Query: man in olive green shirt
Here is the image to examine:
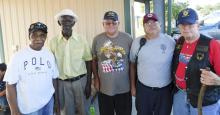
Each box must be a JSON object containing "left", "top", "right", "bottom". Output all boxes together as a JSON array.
[{"left": 50, "top": 9, "right": 92, "bottom": 115}]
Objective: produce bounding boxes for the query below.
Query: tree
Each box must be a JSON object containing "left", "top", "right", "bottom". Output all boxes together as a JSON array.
[{"left": 165, "top": 0, "right": 189, "bottom": 20}]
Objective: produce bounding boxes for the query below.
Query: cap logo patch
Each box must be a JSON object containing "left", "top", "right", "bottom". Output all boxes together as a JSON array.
[
  {"left": 182, "top": 10, "right": 189, "bottom": 17},
  {"left": 107, "top": 12, "right": 115, "bottom": 17},
  {"left": 147, "top": 13, "right": 153, "bottom": 17}
]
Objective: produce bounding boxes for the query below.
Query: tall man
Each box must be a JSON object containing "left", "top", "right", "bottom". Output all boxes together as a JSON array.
[
  {"left": 92, "top": 11, "right": 133, "bottom": 115},
  {"left": 50, "top": 9, "right": 92, "bottom": 115},
  {"left": 130, "top": 13, "right": 175, "bottom": 115},
  {"left": 4, "top": 22, "right": 59, "bottom": 115},
  {"left": 172, "top": 8, "right": 220, "bottom": 115}
]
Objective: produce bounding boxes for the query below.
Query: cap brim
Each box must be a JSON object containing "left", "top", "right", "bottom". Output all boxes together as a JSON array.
[
  {"left": 149, "top": 18, "right": 158, "bottom": 21},
  {"left": 143, "top": 18, "right": 158, "bottom": 24},
  {"left": 104, "top": 18, "right": 118, "bottom": 21},
  {"left": 30, "top": 29, "right": 47, "bottom": 33},
  {"left": 177, "top": 19, "right": 196, "bottom": 25}
]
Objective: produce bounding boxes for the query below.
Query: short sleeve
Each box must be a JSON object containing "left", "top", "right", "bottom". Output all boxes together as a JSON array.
[
  {"left": 130, "top": 38, "right": 140, "bottom": 63},
  {"left": 82, "top": 37, "right": 92, "bottom": 61},
  {"left": 48, "top": 38, "right": 55, "bottom": 53},
  {"left": 92, "top": 37, "right": 98, "bottom": 58},
  {"left": 3, "top": 54, "right": 20, "bottom": 85},
  {"left": 209, "top": 39, "right": 220, "bottom": 75},
  {"left": 51, "top": 54, "right": 59, "bottom": 79}
]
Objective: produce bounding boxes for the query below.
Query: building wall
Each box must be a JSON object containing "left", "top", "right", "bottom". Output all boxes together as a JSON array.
[{"left": 0, "top": 0, "right": 125, "bottom": 62}]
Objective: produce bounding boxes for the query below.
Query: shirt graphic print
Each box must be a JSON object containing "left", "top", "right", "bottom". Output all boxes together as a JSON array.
[{"left": 100, "top": 40, "right": 126, "bottom": 73}]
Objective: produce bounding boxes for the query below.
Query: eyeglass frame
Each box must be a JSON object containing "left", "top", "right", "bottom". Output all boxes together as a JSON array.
[{"left": 103, "top": 20, "right": 119, "bottom": 26}]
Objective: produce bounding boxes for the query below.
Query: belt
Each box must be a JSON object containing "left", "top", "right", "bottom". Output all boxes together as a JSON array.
[
  {"left": 145, "top": 85, "right": 161, "bottom": 90},
  {"left": 59, "top": 74, "right": 86, "bottom": 82},
  {"left": 145, "top": 84, "right": 171, "bottom": 91},
  {"left": 140, "top": 81, "right": 172, "bottom": 91}
]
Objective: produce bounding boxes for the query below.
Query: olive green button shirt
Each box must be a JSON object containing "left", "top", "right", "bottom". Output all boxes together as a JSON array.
[{"left": 49, "top": 33, "right": 92, "bottom": 80}]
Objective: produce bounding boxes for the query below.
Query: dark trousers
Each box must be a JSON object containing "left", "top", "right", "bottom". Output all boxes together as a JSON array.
[
  {"left": 136, "top": 81, "right": 173, "bottom": 115},
  {"left": 98, "top": 92, "right": 132, "bottom": 115}
]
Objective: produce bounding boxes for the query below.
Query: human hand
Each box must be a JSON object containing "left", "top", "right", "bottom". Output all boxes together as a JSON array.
[
  {"left": 85, "top": 81, "right": 91, "bottom": 99},
  {"left": 54, "top": 98, "right": 60, "bottom": 115},
  {"left": 11, "top": 110, "right": 21, "bottom": 115},
  {"left": 131, "top": 86, "right": 136, "bottom": 96},
  {"left": 94, "top": 77, "right": 100, "bottom": 91},
  {"left": 200, "top": 69, "right": 220, "bottom": 86}
]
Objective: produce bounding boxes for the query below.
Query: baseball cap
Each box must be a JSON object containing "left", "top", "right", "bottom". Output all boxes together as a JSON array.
[
  {"left": 55, "top": 9, "right": 78, "bottom": 22},
  {"left": 29, "top": 22, "right": 47, "bottom": 34},
  {"left": 143, "top": 13, "right": 158, "bottom": 24},
  {"left": 177, "top": 8, "right": 198, "bottom": 25},
  {"left": 103, "top": 11, "right": 118, "bottom": 21}
]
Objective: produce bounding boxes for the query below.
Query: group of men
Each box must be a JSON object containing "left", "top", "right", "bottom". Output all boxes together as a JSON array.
[{"left": 2, "top": 7, "right": 220, "bottom": 115}]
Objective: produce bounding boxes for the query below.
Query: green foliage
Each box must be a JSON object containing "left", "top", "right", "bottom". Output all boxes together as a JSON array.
[{"left": 165, "top": 0, "right": 189, "bottom": 20}]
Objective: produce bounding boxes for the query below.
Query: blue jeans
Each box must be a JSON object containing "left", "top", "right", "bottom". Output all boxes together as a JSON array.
[
  {"left": 23, "top": 97, "right": 54, "bottom": 115},
  {"left": 173, "top": 90, "right": 220, "bottom": 115},
  {"left": 0, "top": 96, "right": 8, "bottom": 107}
]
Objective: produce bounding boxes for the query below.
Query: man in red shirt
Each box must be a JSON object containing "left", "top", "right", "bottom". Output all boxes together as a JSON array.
[{"left": 172, "top": 8, "right": 220, "bottom": 115}]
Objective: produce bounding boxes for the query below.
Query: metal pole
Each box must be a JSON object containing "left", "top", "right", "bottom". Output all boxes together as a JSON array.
[
  {"left": 145, "top": 0, "right": 150, "bottom": 13},
  {"left": 167, "top": 0, "right": 172, "bottom": 35},
  {"left": 153, "top": 0, "right": 165, "bottom": 33}
]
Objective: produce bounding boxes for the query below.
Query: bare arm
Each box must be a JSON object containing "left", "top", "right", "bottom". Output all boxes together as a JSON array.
[
  {"left": 85, "top": 60, "right": 92, "bottom": 99},
  {"left": 92, "top": 57, "right": 100, "bottom": 91},
  {"left": 0, "top": 89, "right": 6, "bottom": 97},
  {"left": 130, "top": 62, "right": 137, "bottom": 96},
  {"left": 6, "top": 83, "right": 21, "bottom": 115},
  {"left": 53, "top": 79, "right": 60, "bottom": 115}
]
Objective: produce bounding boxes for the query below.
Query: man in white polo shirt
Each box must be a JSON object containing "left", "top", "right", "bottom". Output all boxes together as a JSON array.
[{"left": 4, "top": 22, "right": 59, "bottom": 115}]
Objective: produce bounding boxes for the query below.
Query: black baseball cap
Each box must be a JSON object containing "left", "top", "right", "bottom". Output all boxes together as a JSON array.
[
  {"left": 29, "top": 22, "right": 48, "bottom": 34},
  {"left": 103, "top": 11, "right": 118, "bottom": 21}
]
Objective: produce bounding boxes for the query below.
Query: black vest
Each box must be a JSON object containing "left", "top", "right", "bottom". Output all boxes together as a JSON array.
[{"left": 172, "top": 34, "right": 220, "bottom": 107}]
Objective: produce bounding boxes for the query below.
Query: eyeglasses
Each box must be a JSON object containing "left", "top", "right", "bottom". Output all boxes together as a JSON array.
[
  {"left": 103, "top": 21, "right": 118, "bottom": 26},
  {"left": 144, "top": 21, "right": 158, "bottom": 26}
]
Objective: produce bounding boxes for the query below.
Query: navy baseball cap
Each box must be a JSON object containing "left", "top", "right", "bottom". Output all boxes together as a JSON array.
[
  {"left": 29, "top": 22, "right": 48, "bottom": 34},
  {"left": 103, "top": 11, "right": 118, "bottom": 21},
  {"left": 177, "top": 8, "right": 198, "bottom": 25}
]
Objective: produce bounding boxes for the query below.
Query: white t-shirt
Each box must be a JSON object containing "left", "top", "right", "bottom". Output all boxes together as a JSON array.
[{"left": 4, "top": 46, "right": 59, "bottom": 114}]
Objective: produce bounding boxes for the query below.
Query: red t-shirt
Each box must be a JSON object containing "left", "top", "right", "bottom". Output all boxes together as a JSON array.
[{"left": 175, "top": 39, "right": 220, "bottom": 89}]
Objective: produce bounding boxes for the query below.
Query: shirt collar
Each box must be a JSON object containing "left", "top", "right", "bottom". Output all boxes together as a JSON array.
[{"left": 57, "top": 32, "right": 79, "bottom": 41}]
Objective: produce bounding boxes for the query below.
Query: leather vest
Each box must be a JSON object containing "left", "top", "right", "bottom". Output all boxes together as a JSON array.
[{"left": 172, "top": 34, "right": 220, "bottom": 107}]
